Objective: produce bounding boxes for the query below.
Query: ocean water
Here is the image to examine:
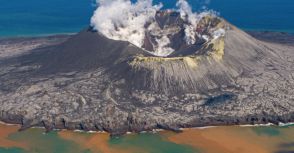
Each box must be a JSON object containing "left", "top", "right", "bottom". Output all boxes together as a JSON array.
[
  {"left": 157, "top": 0, "right": 294, "bottom": 33},
  {"left": 0, "top": 0, "right": 294, "bottom": 37},
  {"left": 0, "top": 0, "right": 94, "bottom": 37},
  {"left": 1, "top": 123, "right": 294, "bottom": 153}
]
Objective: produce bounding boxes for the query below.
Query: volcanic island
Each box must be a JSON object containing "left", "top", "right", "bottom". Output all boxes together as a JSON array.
[{"left": 0, "top": 8, "right": 294, "bottom": 136}]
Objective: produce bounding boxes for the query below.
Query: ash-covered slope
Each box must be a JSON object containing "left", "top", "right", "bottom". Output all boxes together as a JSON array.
[
  {"left": 0, "top": 12, "right": 294, "bottom": 135},
  {"left": 16, "top": 28, "right": 149, "bottom": 74}
]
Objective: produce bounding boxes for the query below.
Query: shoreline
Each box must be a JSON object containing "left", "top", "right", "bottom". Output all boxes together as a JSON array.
[
  {"left": 1, "top": 121, "right": 293, "bottom": 136},
  {"left": 0, "top": 32, "right": 76, "bottom": 40}
]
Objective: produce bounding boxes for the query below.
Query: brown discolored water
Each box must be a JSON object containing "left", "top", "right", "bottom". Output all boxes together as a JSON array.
[{"left": 0, "top": 123, "right": 294, "bottom": 153}]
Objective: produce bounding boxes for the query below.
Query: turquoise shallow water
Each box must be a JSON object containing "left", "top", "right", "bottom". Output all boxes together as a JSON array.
[
  {"left": 1, "top": 125, "right": 294, "bottom": 153},
  {"left": 0, "top": 0, "right": 294, "bottom": 37},
  {"left": 0, "top": 127, "right": 199, "bottom": 153},
  {"left": 109, "top": 133, "right": 198, "bottom": 153}
]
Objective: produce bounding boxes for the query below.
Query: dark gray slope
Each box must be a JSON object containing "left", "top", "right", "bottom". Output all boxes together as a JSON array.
[
  {"left": 0, "top": 25, "right": 294, "bottom": 135},
  {"left": 248, "top": 31, "right": 294, "bottom": 45},
  {"left": 16, "top": 29, "right": 149, "bottom": 74},
  {"left": 0, "top": 34, "right": 70, "bottom": 59}
]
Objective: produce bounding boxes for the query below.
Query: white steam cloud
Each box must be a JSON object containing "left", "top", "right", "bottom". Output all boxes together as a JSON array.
[
  {"left": 155, "top": 36, "right": 174, "bottom": 56},
  {"left": 91, "top": 0, "right": 162, "bottom": 47},
  {"left": 176, "top": 0, "right": 207, "bottom": 45},
  {"left": 176, "top": 0, "right": 215, "bottom": 45},
  {"left": 91, "top": 0, "right": 222, "bottom": 57}
]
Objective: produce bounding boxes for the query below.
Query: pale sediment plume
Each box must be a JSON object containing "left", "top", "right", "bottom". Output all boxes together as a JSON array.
[
  {"left": 165, "top": 126, "right": 294, "bottom": 153},
  {"left": 58, "top": 131, "right": 136, "bottom": 153},
  {"left": 2, "top": 123, "right": 294, "bottom": 153},
  {"left": 0, "top": 123, "right": 27, "bottom": 149}
]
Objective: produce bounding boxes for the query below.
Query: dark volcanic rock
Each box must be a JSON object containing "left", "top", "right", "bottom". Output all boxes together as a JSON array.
[
  {"left": 248, "top": 31, "right": 294, "bottom": 45},
  {"left": 0, "top": 14, "right": 294, "bottom": 135}
]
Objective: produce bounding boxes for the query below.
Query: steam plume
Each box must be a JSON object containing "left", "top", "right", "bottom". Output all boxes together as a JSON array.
[
  {"left": 91, "top": 0, "right": 162, "bottom": 47},
  {"left": 91, "top": 0, "right": 222, "bottom": 57},
  {"left": 177, "top": 0, "right": 202, "bottom": 45}
]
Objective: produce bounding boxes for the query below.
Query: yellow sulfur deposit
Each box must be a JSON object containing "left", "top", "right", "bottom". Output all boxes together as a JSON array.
[
  {"left": 129, "top": 37, "right": 225, "bottom": 68},
  {"left": 208, "top": 37, "right": 225, "bottom": 61}
]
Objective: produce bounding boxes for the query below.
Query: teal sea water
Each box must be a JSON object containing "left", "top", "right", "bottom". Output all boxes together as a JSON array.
[
  {"left": 1, "top": 125, "right": 294, "bottom": 153},
  {"left": 0, "top": 0, "right": 294, "bottom": 37}
]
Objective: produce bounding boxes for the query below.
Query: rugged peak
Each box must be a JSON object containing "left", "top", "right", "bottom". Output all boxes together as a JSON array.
[
  {"left": 142, "top": 10, "right": 227, "bottom": 57},
  {"left": 91, "top": 0, "right": 228, "bottom": 57}
]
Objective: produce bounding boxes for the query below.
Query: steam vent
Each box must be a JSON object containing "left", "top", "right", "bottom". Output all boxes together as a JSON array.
[{"left": 0, "top": 5, "right": 294, "bottom": 135}]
